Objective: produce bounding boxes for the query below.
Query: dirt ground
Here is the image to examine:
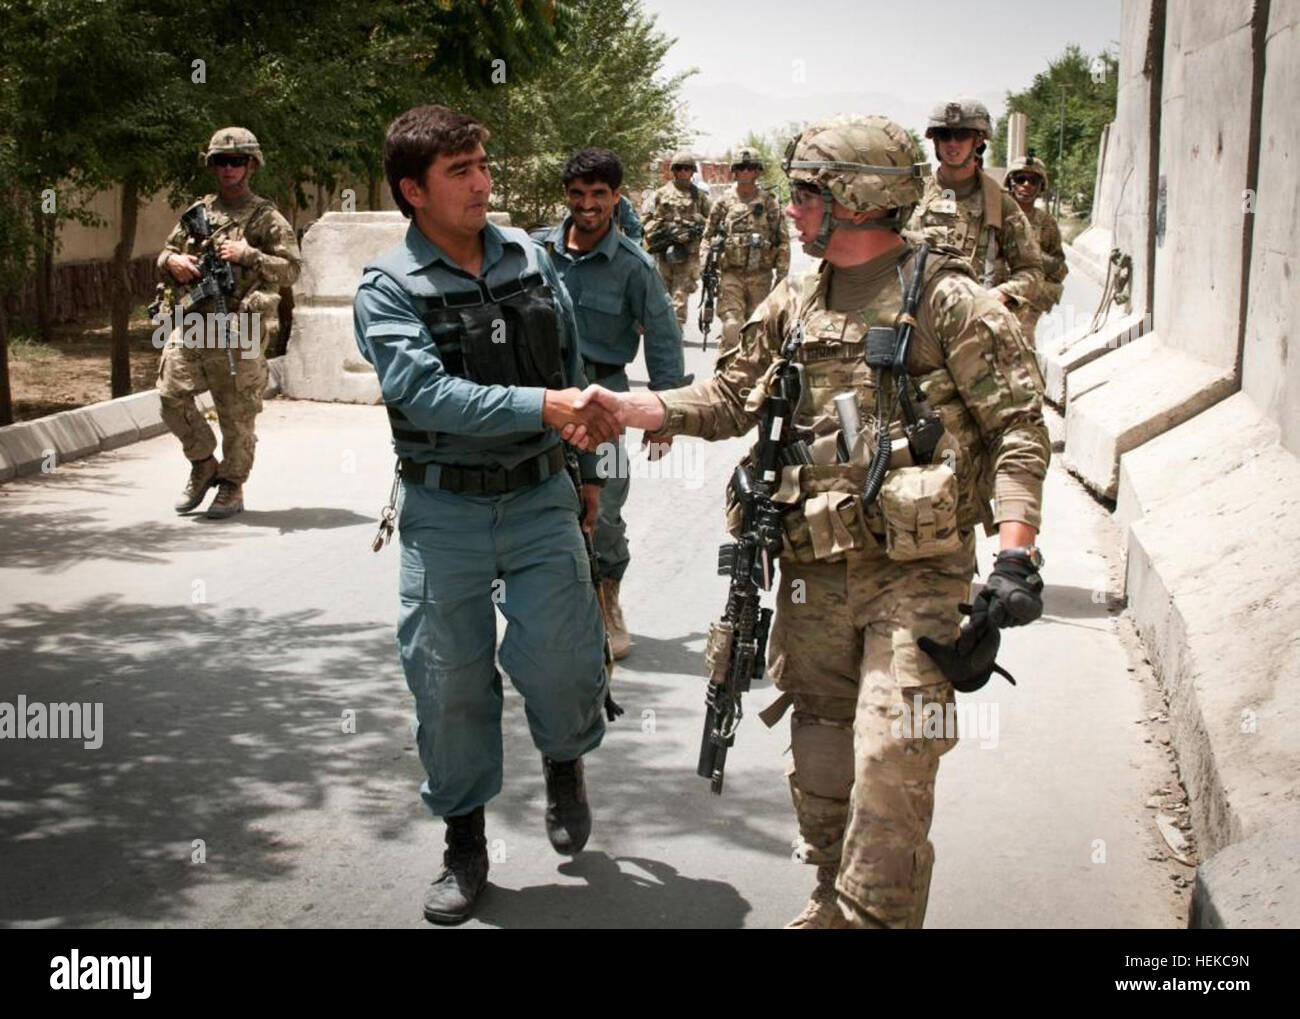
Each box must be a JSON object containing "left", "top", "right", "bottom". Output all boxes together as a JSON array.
[{"left": 6, "top": 305, "right": 163, "bottom": 422}]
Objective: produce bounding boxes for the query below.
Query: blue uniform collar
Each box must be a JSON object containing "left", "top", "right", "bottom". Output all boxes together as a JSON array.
[
  {"left": 547, "top": 217, "right": 619, "bottom": 263},
  {"left": 405, "top": 219, "right": 510, "bottom": 277}
]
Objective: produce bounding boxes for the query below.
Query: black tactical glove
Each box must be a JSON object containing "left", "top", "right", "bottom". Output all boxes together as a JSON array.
[
  {"left": 972, "top": 548, "right": 1044, "bottom": 629},
  {"left": 918, "top": 610, "right": 1017, "bottom": 693}
]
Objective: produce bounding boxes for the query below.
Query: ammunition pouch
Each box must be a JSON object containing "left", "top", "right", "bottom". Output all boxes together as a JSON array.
[
  {"left": 771, "top": 463, "right": 879, "bottom": 564},
  {"left": 878, "top": 463, "right": 963, "bottom": 562}
]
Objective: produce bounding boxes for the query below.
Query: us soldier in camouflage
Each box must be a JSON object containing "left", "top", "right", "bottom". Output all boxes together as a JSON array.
[
  {"left": 994, "top": 154, "right": 1067, "bottom": 345},
  {"left": 574, "top": 116, "right": 1049, "bottom": 928},
  {"left": 642, "top": 152, "right": 711, "bottom": 327},
  {"left": 909, "top": 98, "right": 1043, "bottom": 313},
  {"left": 156, "top": 127, "right": 302, "bottom": 519},
  {"left": 702, "top": 146, "right": 790, "bottom": 351}
]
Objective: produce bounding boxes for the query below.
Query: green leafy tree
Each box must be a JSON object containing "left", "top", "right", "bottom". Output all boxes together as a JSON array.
[
  {"left": 990, "top": 44, "right": 1118, "bottom": 215},
  {"left": 439, "top": 0, "right": 690, "bottom": 228}
]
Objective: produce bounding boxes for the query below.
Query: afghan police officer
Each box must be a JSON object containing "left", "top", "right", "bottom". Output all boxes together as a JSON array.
[
  {"left": 995, "top": 153, "right": 1068, "bottom": 345},
  {"left": 353, "top": 105, "right": 622, "bottom": 925},
  {"left": 534, "top": 149, "right": 687, "bottom": 659},
  {"left": 702, "top": 146, "right": 790, "bottom": 351},
  {"left": 575, "top": 116, "right": 1049, "bottom": 928},
  {"left": 642, "top": 151, "right": 711, "bottom": 327},
  {"left": 909, "top": 98, "right": 1043, "bottom": 311},
  {"left": 156, "top": 127, "right": 301, "bottom": 518}
]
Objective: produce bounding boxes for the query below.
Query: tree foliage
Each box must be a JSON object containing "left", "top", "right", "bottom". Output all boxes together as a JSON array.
[
  {"left": 990, "top": 44, "right": 1118, "bottom": 215},
  {"left": 439, "top": 0, "right": 691, "bottom": 228}
]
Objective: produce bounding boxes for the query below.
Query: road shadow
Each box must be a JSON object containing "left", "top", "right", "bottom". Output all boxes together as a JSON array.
[
  {"left": 472, "top": 851, "right": 750, "bottom": 929},
  {"left": 0, "top": 596, "right": 412, "bottom": 927}
]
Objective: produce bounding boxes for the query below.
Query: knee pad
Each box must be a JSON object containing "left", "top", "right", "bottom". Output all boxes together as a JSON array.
[{"left": 789, "top": 711, "right": 854, "bottom": 801}]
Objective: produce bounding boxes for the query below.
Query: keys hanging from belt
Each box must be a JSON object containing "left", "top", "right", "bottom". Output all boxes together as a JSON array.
[{"left": 371, "top": 460, "right": 400, "bottom": 553}]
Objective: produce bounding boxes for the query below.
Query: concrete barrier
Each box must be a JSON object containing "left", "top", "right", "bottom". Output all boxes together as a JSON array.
[
  {"left": 82, "top": 398, "right": 141, "bottom": 450},
  {"left": 1063, "top": 334, "right": 1236, "bottom": 499},
  {"left": 281, "top": 211, "right": 406, "bottom": 405},
  {"left": 1241, "top": 0, "right": 1300, "bottom": 456},
  {"left": 1122, "top": 391, "right": 1300, "bottom": 928},
  {"left": 1039, "top": 308, "right": 1146, "bottom": 408}
]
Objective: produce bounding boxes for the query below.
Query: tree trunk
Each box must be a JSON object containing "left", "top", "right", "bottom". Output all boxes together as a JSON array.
[
  {"left": 32, "top": 201, "right": 53, "bottom": 342},
  {"left": 110, "top": 177, "right": 140, "bottom": 398},
  {"left": 0, "top": 302, "right": 13, "bottom": 426},
  {"left": 367, "top": 170, "right": 380, "bottom": 211}
]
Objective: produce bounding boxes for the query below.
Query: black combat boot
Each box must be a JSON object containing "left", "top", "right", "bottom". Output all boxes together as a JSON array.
[
  {"left": 174, "top": 456, "right": 219, "bottom": 513},
  {"left": 542, "top": 755, "right": 591, "bottom": 855},
  {"left": 422, "top": 806, "right": 488, "bottom": 925}
]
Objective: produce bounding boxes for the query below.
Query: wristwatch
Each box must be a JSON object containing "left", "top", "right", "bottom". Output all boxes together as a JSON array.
[{"left": 999, "top": 545, "right": 1044, "bottom": 569}]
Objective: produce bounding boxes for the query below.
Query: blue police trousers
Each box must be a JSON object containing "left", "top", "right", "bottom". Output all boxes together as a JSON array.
[
  {"left": 396, "top": 469, "right": 608, "bottom": 818},
  {"left": 592, "top": 369, "right": 631, "bottom": 582}
]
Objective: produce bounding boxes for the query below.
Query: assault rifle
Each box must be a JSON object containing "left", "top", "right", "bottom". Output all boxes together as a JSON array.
[
  {"left": 697, "top": 236, "right": 723, "bottom": 349},
  {"left": 698, "top": 329, "right": 811, "bottom": 794},
  {"left": 178, "top": 204, "right": 239, "bottom": 376}
]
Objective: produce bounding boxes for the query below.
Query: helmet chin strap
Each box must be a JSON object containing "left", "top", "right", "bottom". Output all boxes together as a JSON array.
[{"left": 801, "top": 189, "right": 905, "bottom": 257}]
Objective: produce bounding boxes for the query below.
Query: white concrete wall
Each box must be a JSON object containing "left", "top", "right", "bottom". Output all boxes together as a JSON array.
[
  {"left": 1241, "top": 0, "right": 1300, "bottom": 456},
  {"left": 1152, "top": 0, "right": 1256, "bottom": 369}
]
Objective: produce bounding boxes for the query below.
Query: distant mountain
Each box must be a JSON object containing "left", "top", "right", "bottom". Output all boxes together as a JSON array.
[{"left": 677, "top": 79, "right": 1009, "bottom": 159}]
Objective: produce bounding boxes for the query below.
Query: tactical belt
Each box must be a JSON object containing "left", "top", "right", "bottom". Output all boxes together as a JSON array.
[
  {"left": 583, "top": 358, "right": 624, "bottom": 382},
  {"left": 399, "top": 444, "right": 565, "bottom": 494}
]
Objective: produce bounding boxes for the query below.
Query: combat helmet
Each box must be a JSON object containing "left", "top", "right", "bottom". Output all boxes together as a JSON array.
[
  {"left": 203, "top": 127, "right": 265, "bottom": 169},
  {"left": 730, "top": 146, "right": 764, "bottom": 171},
  {"left": 1005, "top": 151, "right": 1049, "bottom": 192},
  {"left": 924, "top": 97, "right": 993, "bottom": 139},
  {"left": 782, "top": 115, "right": 928, "bottom": 256},
  {"left": 669, "top": 150, "right": 697, "bottom": 171}
]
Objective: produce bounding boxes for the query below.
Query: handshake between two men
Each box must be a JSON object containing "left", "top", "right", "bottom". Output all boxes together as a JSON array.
[{"left": 542, "top": 385, "right": 674, "bottom": 456}]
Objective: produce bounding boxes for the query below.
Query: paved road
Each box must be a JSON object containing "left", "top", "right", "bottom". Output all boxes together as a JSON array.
[{"left": 0, "top": 250, "right": 1189, "bottom": 928}]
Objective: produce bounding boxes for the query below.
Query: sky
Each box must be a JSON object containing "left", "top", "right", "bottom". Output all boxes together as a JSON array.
[{"left": 640, "top": 0, "right": 1122, "bottom": 156}]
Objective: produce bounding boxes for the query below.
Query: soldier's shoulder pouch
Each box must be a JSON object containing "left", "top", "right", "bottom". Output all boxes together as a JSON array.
[{"left": 877, "top": 463, "right": 963, "bottom": 561}]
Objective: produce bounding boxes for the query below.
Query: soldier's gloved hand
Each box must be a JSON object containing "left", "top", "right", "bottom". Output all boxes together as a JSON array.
[{"left": 973, "top": 549, "right": 1044, "bottom": 628}]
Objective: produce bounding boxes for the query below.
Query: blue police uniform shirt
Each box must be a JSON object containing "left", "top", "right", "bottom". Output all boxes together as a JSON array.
[
  {"left": 353, "top": 218, "right": 599, "bottom": 479},
  {"left": 536, "top": 217, "right": 686, "bottom": 390}
]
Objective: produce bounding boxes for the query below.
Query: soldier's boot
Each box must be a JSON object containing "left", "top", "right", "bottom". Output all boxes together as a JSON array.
[
  {"left": 542, "top": 754, "right": 591, "bottom": 855},
  {"left": 205, "top": 480, "right": 244, "bottom": 520},
  {"left": 174, "top": 456, "right": 219, "bottom": 513},
  {"left": 423, "top": 806, "right": 488, "bottom": 925},
  {"left": 597, "top": 578, "right": 630, "bottom": 660},
  {"left": 784, "top": 865, "right": 842, "bottom": 929}
]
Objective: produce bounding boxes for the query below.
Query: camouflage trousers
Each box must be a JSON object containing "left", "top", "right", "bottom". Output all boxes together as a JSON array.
[
  {"left": 717, "top": 268, "right": 776, "bottom": 351},
  {"left": 656, "top": 255, "right": 700, "bottom": 326},
  {"left": 766, "top": 533, "right": 976, "bottom": 928},
  {"left": 156, "top": 324, "right": 268, "bottom": 484}
]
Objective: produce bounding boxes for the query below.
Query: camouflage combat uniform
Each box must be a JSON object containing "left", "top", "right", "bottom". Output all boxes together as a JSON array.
[
  {"left": 653, "top": 116, "right": 1050, "bottom": 928},
  {"left": 910, "top": 172, "right": 1043, "bottom": 308},
  {"left": 703, "top": 177, "right": 790, "bottom": 350},
  {"left": 992, "top": 156, "right": 1067, "bottom": 345},
  {"left": 156, "top": 133, "right": 300, "bottom": 490},
  {"left": 643, "top": 170, "right": 711, "bottom": 326}
]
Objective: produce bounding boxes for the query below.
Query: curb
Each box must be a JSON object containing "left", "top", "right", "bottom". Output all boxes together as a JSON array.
[{"left": 0, "top": 358, "right": 283, "bottom": 484}]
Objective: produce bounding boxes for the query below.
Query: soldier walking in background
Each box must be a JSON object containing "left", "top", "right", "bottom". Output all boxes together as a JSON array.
[
  {"left": 701, "top": 146, "right": 790, "bottom": 355},
  {"left": 642, "top": 152, "right": 711, "bottom": 328},
  {"left": 995, "top": 153, "right": 1068, "bottom": 345},
  {"left": 156, "top": 127, "right": 301, "bottom": 519},
  {"left": 909, "top": 98, "right": 1043, "bottom": 313}
]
